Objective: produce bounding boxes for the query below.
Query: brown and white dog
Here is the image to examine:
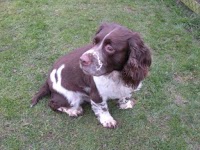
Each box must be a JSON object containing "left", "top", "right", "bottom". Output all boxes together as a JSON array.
[{"left": 31, "top": 23, "right": 151, "bottom": 128}]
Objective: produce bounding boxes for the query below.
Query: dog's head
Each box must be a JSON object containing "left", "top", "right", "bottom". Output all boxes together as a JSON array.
[{"left": 80, "top": 23, "right": 151, "bottom": 87}]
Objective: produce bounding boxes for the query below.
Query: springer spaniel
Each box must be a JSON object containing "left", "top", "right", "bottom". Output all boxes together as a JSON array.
[{"left": 31, "top": 23, "right": 151, "bottom": 128}]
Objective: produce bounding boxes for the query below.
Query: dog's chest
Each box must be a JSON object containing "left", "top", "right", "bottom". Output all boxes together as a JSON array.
[{"left": 93, "top": 73, "right": 133, "bottom": 100}]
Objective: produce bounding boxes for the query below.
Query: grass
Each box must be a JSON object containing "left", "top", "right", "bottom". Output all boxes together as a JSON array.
[{"left": 0, "top": 0, "right": 200, "bottom": 149}]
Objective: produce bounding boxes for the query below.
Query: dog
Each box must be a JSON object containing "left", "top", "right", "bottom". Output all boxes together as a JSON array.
[{"left": 31, "top": 23, "right": 152, "bottom": 128}]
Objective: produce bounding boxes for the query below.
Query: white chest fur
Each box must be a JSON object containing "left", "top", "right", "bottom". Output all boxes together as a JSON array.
[{"left": 93, "top": 71, "right": 134, "bottom": 101}]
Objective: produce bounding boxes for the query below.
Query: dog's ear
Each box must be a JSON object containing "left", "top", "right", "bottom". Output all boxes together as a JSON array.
[{"left": 122, "top": 32, "right": 151, "bottom": 87}]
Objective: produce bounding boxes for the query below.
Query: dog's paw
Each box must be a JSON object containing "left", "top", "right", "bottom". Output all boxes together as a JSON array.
[
  {"left": 119, "top": 100, "right": 136, "bottom": 109},
  {"left": 99, "top": 113, "right": 117, "bottom": 128},
  {"left": 58, "top": 107, "right": 83, "bottom": 117}
]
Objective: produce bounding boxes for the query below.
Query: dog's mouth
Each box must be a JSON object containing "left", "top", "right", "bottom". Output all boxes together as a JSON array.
[
  {"left": 81, "top": 69, "right": 90, "bottom": 75},
  {"left": 80, "top": 64, "right": 107, "bottom": 77}
]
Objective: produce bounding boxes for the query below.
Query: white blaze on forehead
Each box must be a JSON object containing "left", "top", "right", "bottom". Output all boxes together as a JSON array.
[
  {"left": 98, "top": 28, "right": 117, "bottom": 50},
  {"left": 85, "top": 28, "right": 117, "bottom": 54},
  {"left": 83, "top": 28, "right": 118, "bottom": 70}
]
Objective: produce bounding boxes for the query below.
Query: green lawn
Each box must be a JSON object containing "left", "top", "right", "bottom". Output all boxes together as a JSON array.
[{"left": 0, "top": 0, "right": 200, "bottom": 149}]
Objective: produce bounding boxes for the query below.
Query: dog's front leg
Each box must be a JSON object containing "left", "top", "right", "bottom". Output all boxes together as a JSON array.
[
  {"left": 91, "top": 100, "right": 117, "bottom": 128},
  {"left": 118, "top": 97, "right": 136, "bottom": 109},
  {"left": 89, "top": 80, "right": 117, "bottom": 128}
]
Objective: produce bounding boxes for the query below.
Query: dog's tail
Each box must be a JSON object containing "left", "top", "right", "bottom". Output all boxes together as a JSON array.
[{"left": 31, "top": 81, "right": 50, "bottom": 108}]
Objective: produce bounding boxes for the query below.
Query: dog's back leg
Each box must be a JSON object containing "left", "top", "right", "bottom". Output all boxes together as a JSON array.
[
  {"left": 49, "top": 93, "right": 83, "bottom": 117},
  {"left": 48, "top": 93, "right": 69, "bottom": 111},
  {"left": 31, "top": 81, "right": 50, "bottom": 107}
]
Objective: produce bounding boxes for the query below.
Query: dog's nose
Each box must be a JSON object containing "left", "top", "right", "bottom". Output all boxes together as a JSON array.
[{"left": 80, "top": 54, "right": 91, "bottom": 66}]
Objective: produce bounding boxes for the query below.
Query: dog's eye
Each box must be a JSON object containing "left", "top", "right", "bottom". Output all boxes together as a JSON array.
[
  {"left": 105, "top": 45, "right": 115, "bottom": 54},
  {"left": 93, "top": 37, "right": 100, "bottom": 45}
]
